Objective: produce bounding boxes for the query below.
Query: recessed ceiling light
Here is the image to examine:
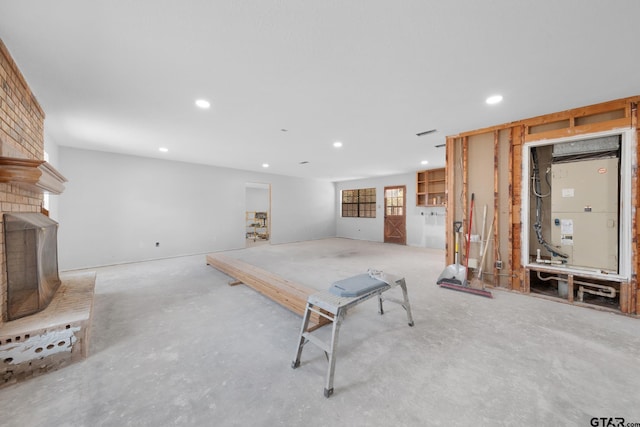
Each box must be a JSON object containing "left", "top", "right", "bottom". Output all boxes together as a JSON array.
[
  {"left": 159, "top": 147, "right": 169, "bottom": 153},
  {"left": 262, "top": 163, "right": 269, "bottom": 168},
  {"left": 486, "top": 95, "right": 503, "bottom": 105},
  {"left": 421, "top": 160, "right": 429, "bottom": 165},
  {"left": 333, "top": 141, "right": 343, "bottom": 148},
  {"left": 195, "top": 99, "right": 211, "bottom": 109}
]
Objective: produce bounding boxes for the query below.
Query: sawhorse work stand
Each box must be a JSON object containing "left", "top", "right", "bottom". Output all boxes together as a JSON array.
[{"left": 291, "top": 272, "right": 414, "bottom": 397}]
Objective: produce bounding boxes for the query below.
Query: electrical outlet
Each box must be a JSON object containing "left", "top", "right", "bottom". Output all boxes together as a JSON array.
[{"left": 495, "top": 260, "right": 503, "bottom": 269}]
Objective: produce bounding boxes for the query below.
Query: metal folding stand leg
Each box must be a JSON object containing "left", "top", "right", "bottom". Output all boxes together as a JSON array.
[
  {"left": 381, "top": 278, "right": 414, "bottom": 326},
  {"left": 323, "top": 309, "right": 343, "bottom": 397},
  {"left": 292, "top": 299, "right": 342, "bottom": 397},
  {"left": 292, "top": 302, "right": 313, "bottom": 370}
]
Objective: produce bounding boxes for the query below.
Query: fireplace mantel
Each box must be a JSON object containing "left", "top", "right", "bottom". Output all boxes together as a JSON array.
[{"left": 0, "top": 157, "right": 67, "bottom": 194}]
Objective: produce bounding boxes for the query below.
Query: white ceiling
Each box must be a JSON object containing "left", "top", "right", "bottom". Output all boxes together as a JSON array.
[{"left": 1, "top": 1, "right": 639, "bottom": 182}]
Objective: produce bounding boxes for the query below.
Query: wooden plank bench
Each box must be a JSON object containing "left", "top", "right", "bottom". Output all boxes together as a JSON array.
[{"left": 206, "top": 253, "right": 331, "bottom": 330}]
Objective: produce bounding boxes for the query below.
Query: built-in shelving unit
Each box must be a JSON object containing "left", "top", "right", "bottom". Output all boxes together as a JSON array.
[
  {"left": 416, "top": 168, "right": 445, "bottom": 206},
  {"left": 246, "top": 211, "right": 269, "bottom": 241}
]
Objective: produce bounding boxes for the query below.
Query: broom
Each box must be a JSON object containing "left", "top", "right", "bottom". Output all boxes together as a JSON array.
[
  {"left": 438, "top": 193, "right": 493, "bottom": 298},
  {"left": 471, "top": 217, "right": 494, "bottom": 294}
]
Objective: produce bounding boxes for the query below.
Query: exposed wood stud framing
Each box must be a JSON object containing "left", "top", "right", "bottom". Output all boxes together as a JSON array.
[
  {"left": 633, "top": 101, "right": 639, "bottom": 314},
  {"left": 446, "top": 95, "right": 640, "bottom": 314},
  {"left": 445, "top": 136, "right": 456, "bottom": 266},
  {"left": 462, "top": 136, "right": 468, "bottom": 260},
  {"left": 567, "top": 275, "right": 574, "bottom": 303},
  {"left": 493, "top": 130, "right": 500, "bottom": 286},
  {"left": 508, "top": 128, "right": 517, "bottom": 291},
  {"left": 512, "top": 125, "right": 524, "bottom": 291}
]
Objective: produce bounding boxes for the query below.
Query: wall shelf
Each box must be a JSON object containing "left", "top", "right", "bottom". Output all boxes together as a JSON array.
[
  {"left": 416, "top": 168, "right": 445, "bottom": 206},
  {"left": 246, "top": 211, "right": 269, "bottom": 241}
]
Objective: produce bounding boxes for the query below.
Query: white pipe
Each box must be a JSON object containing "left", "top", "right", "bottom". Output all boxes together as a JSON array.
[
  {"left": 536, "top": 249, "right": 565, "bottom": 265},
  {"left": 535, "top": 271, "right": 617, "bottom": 301},
  {"left": 575, "top": 280, "right": 617, "bottom": 302}
]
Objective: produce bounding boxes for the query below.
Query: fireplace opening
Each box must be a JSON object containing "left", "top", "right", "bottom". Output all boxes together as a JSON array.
[{"left": 3, "top": 213, "right": 61, "bottom": 321}]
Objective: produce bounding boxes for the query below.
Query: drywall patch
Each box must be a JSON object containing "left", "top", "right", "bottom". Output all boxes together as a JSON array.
[{"left": 1, "top": 327, "right": 79, "bottom": 364}]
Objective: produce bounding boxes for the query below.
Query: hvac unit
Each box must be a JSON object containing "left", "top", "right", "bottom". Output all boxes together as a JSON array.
[{"left": 549, "top": 137, "right": 619, "bottom": 273}]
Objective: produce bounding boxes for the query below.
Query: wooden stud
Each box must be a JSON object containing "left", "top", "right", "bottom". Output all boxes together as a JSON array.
[
  {"left": 633, "top": 101, "right": 639, "bottom": 314},
  {"left": 462, "top": 136, "right": 468, "bottom": 261},
  {"left": 567, "top": 274, "right": 574, "bottom": 303},
  {"left": 493, "top": 130, "right": 500, "bottom": 287},
  {"left": 507, "top": 127, "right": 516, "bottom": 291},
  {"left": 511, "top": 125, "right": 524, "bottom": 292},
  {"left": 523, "top": 267, "right": 530, "bottom": 294},
  {"left": 445, "top": 136, "right": 456, "bottom": 265},
  {"left": 620, "top": 282, "right": 629, "bottom": 313}
]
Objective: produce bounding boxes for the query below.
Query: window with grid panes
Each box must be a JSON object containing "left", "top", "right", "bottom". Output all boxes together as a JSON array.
[
  {"left": 341, "top": 188, "right": 376, "bottom": 218},
  {"left": 385, "top": 187, "right": 404, "bottom": 216}
]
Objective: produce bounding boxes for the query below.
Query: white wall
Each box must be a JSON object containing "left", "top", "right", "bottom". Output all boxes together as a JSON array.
[
  {"left": 43, "top": 131, "right": 60, "bottom": 221},
  {"left": 271, "top": 178, "right": 336, "bottom": 245},
  {"left": 58, "top": 147, "right": 336, "bottom": 270},
  {"left": 245, "top": 187, "right": 269, "bottom": 212},
  {"left": 335, "top": 173, "right": 445, "bottom": 249}
]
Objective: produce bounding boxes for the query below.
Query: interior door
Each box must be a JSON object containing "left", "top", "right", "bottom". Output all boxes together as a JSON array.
[{"left": 384, "top": 185, "right": 406, "bottom": 244}]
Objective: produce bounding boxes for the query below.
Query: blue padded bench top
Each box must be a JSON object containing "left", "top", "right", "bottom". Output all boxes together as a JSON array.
[{"left": 329, "top": 273, "right": 388, "bottom": 297}]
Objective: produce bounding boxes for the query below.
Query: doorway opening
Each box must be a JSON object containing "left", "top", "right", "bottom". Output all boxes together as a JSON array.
[{"left": 245, "top": 182, "right": 271, "bottom": 248}]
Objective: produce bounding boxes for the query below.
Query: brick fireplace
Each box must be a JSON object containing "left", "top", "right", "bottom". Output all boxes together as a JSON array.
[
  {"left": 0, "top": 39, "right": 95, "bottom": 387},
  {"left": 0, "top": 39, "right": 48, "bottom": 325}
]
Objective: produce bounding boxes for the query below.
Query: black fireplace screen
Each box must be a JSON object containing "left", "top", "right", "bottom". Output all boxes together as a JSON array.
[{"left": 3, "top": 213, "right": 61, "bottom": 320}]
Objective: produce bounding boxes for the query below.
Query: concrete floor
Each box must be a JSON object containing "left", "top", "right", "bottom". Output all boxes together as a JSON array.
[{"left": 1, "top": 238, "right": 639, "bottom": 426}]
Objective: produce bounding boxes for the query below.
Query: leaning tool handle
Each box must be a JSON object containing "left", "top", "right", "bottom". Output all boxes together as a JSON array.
[
  {"left": 453, "top": 221, "right": 463, "bottom": 265},
  {"left": 465, "top": 193, "right": 475, "bottom": 272}
]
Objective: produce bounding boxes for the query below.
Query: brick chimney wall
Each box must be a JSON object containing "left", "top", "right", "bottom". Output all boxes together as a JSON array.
[{"left": 0, "top": 39, "right": 46, "bottom": 324}]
